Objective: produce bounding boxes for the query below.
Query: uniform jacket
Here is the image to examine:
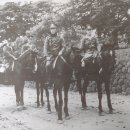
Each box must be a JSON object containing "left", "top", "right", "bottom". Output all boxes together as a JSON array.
[
  {"left": 80, "top": 36, "right": 98, "bottom": 53},
  {"left": 44, "top": 34, "right": 65, "bottom": 57}
]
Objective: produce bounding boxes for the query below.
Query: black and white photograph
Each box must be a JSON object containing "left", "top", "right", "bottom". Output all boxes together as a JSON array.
[{"left": 0, "top": 0, "right": 130, "bottom": 129}]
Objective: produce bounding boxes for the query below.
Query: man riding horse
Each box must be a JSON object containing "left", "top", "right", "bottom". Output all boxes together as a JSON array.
[
  {"left": 44, "top": 23, "right": 72, "bottom": 123},
  {"left": 1, "top": 42, "right": 18, "bottom": 82},
  {"left": 79, "top": 25, "right": 101, "bottom": 72},
  {"left": 71, "top": 25, "right": 115, "bottom": 114},
  {"left": 44, "top": 23, "right": 65, "bottom": 85}
]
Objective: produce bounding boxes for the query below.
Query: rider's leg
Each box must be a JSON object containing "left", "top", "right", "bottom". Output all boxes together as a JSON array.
[{"left": 45, "top": 56, "right": 54, "bottom": 86}]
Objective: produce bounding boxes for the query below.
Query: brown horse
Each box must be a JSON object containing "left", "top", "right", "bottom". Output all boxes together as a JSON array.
[
  {"left": 13, "top": 50, "right": 38, "bottom": 108},
  {"left": 51, "top": 49, "right": 72, "bottom": 123},
  {"left": 71, "top": 45, "right": 114, "bottom": 115},
  {"left": 35, "top": 57, "right": 51, "bottom": 111}
]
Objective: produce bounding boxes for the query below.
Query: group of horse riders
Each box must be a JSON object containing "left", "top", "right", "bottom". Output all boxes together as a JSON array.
[
  {"left": 0, "top": 22, "right": 115, "bottom": 83},
  {"left": 0, "top": 22, "right": 117, "bottom": 123}
]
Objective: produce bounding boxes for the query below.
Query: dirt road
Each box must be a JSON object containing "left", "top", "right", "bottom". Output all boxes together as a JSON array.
[{"left": 0, "top": 84, "right": 130, "bottom": 130}]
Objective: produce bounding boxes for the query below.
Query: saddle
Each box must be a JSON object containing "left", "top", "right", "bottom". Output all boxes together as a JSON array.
[
  {"left": 82, "top": 51, "right": 98, "bottom": 65},
  {"left": 81, "top": 51, "right": 102, "bottom": 75}
]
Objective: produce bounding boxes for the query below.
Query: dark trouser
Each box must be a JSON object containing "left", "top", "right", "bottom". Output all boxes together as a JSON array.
[
  {"left": 110, "top": 50, "right": 115, "bottom": 70},
  {"left": 45, "top": 56, "right": 55, "bottom": 85}
]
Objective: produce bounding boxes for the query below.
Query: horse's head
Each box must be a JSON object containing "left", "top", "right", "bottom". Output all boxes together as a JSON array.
[
  {"left": 70, "top": 46, "right": 82, "bottom": 69},
  {"left": 21, "top": 50, "right": 37, "bottom": 72},
  {"left": 101, "top": 49, "right": 114, "bottom": 71},
  {"left": 53, "top": 46, "right": 73, "bottom": 78}
]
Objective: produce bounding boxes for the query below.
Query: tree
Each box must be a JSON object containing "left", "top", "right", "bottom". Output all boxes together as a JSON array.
[
  {"left": 0, "top": 1, "right": 53, "bottom": 43},
  {"left": 68, "top": 0, "right": 129, "bottom": 37}
]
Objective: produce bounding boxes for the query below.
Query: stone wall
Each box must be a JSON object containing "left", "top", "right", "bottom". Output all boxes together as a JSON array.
[
  {"left": 111, "top": 48, "right": 130, "bottom": 95},
  {"left": 71, "top": 48, "right": 130, "bottom": 95}
]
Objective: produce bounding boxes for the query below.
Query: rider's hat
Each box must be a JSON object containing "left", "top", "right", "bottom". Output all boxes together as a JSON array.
[{"left": 50, "top": 23, "right": 58, "bottom": 29}]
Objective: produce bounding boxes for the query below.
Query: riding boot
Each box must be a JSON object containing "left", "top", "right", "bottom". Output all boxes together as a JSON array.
[
  {"left": 110, "top": 54, "right": 115, "bottom": 70},
  {"left": 45, "top": 65, "right": 53, "bottom": 87}
]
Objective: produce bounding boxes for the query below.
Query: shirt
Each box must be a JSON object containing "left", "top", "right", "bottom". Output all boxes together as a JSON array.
[
  {"left": 80, "top": 36, "right": 98, "bottom": 53},
  {"left": 44, "top": 34, "right": 65, "bottom": 57}
]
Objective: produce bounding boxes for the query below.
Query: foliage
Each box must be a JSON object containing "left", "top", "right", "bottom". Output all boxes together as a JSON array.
[
  {"left": 0, "top": 0, "right": 130, "bottom": 54},
  {"left": 0, "top": 1, "right": 52, "bottom": 42},
  {"left": 68, "top": 0, "right": 130, "bottom": 36}
]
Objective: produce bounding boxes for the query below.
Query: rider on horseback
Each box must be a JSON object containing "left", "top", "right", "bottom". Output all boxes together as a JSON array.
[
  {"left": 1, "top": 41, "right": 17, "bottom": 82},
  {"left": 20, "top": 33, "right": 37, "bottom": 58},
  {"left": 79, "top": 25, "right": 99, "bottom": 68},
  {"left": 2, "top": 41, "right": 17, "bottom": 70},
  {"left": 43, "top": 23, "right": 65, "bottom": 85}
]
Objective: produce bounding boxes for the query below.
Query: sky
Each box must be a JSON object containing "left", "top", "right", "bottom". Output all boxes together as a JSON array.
[{"left": 0, "top": 0, "right": 70, "bottom": 5}]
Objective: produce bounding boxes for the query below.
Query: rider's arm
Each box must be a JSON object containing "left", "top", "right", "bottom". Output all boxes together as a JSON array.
[
  {"left": 58, "top": 37, "right": 65, "bottom": 55},
  {"left": 3, "top": 46, "right": 17, "bottom": 60},
  {"left": 79, "top": 37, "right": 86, "bottom": 51},
  {"left": 43, "top": 36, "right": 49, "bottom": 57},
  {"left": 6, "top": 51, "right": 17, "bottom": 60}
]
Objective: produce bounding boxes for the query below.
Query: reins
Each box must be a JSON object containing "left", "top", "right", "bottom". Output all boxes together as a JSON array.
[{"left": 53, "top": 55, "right": 71, "bottom": 69}]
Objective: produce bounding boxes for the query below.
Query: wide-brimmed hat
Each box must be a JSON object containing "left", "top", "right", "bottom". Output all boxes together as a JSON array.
[{"left": 50, "top": 23, "right": 58, "bottom": 29}]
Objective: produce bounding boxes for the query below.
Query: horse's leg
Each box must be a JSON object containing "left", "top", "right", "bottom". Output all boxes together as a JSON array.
[
  {"left": 76, "top": 76, "right": 85, "bottom": 108},
  {"left": 20, "top": 88, "right": 24, "bottom": 106},
  {"left": 64, "top": 82, "right": 70, "bottom": 118},
  {"left": 82, "top": 78, "right": 88, "bottom": 109},
  {"left": 14, "top": 85, "right": 20, "bottom": 106},
  {"left": 53, "top": 86, "right": 58, "bottom": 112},
  {"left": 104, "top": 80, "right": 113, "bottom": 114},
  {"left": 76, "top": 74, "right": 82, "bottom": 95},
  {"left": 58, "top": 86, "right": 63, "bottom": 121},
  {"left": 45, "top": 87, "right": 51, "bottom": 111},
  {"left": 97, "top": 79, "right": 103, "bottom": 114},
  {"left": 20, "top": 81, "right": 24, "bottom": 106},
  {"left": 36, "top": 81, "right": 40, "bottom": 107},
  {"left": 41, "top": 82, "right": 44, "bottom": 106}
]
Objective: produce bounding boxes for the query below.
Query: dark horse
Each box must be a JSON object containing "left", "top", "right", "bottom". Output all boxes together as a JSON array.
[
  {"left": 13, "top": 50, "right": 38, "bottom": 108},
  {"left": 11, "top": 50, "right": 51, "bottom": 111},
  {"left": 51, "top": 49, "right": 72, "bottom": 123},
  {"left": 35, "top": 57, "right": 51, "bottom": 111},
  {"left": 71, "top": 44, "right": 114, "bottom": 115}
]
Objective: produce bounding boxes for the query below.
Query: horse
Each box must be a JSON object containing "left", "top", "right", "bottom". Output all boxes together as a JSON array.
[
  {"left": 51, "top": 48, "right": 72, "bottom": 123},
  {"left": 71, "top": 44, "right": 114, "bottom": 115},
  {"left": 35, "top": 57, "right": 51, "bottom": 111},
  {"left": 13, "top": 50, "right": 38, "bottom": 108}
]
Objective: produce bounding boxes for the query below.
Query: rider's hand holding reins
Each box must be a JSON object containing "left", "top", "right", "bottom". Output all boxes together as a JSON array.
[
  {"left": 58, "top": 47, "right": 64, "bottom": 56},
  {"left": 58, "top": 51, "right": 63, "bottom": 56}
]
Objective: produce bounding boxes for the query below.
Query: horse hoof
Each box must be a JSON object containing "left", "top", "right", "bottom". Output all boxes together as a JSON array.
[
  {"left": 22, "top": 106, "right": 26, "bottom": 110},
  {"left": 82, "top": 106, "right": 88, "bottom": 110},
  {"left": 17, "top": 106, "right": 23, "bottom": 111},
  {"left": 99, "top": 112, "right": 105, "bottom": 116},
  {"left": 17, "top": 106, "right": 21, "bottom": 111},
  {"left": 109, "top": 109, "right": 113, "bottom": 114},
  {"left": 57, "top": 120, "right": 63, "bottom": 124},
  {"left": 65, "top": 116, "right": 70, "bottom": 120},
  {"left": 48, "top": 108, "right": 51, "bottom": 112},
  {"left": 41, "top": 103, "right": 45, "bottom": 106},
  {"left": 20, "top": 102, "right": 24, "bottom": 106},
  {"left": 37, "top": 103, "right": 40, "bottom": 107},
  {"left": 47, "top": 111, "right": 51, "bottom": 114}
]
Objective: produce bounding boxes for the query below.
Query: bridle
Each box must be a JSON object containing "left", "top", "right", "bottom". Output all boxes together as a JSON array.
[{"left": 53, "top": 55, "right": 71, "bottom": 69}]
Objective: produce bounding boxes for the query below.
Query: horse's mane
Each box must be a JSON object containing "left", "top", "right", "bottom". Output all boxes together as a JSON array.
[{"left": 18, "top": 50, "right": 34, "bottom": 61}]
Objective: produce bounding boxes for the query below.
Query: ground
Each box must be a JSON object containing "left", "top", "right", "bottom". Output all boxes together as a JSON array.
[{"left": 0, "top": 84, "right": 130, "bottom": 130}]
